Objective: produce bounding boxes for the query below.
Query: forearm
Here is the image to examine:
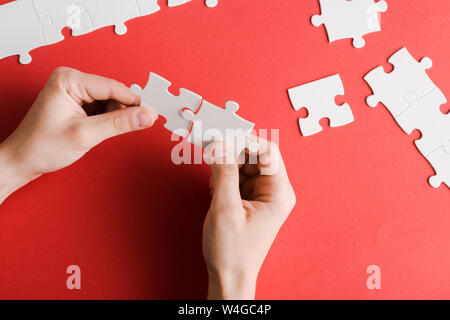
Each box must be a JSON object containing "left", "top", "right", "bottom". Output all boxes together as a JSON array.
[
  {"left": 0, "top": 143, "right": 38, "bottom": 205},
  {"left": 207, "top": 269, "right": 257, "bottom": 300}
]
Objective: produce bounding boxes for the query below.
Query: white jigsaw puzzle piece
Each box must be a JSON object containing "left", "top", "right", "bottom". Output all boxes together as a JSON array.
[
  {"left": 288, "top": 74, "right": 354, "bottom": 136},
  {"left": 311, "top": 0, "right": 387, "bottom": 48},
  {"left": 168, "top": 0, "right": 218, "bottom": 8},
  {"left": 396, "top": 89, "right": 450, "bottom": 157},
  {"left": 73, "top": 0, "right": 142, "bottom": 36},
  {"left": 131, "top": 73, "right": 202, "bottom": 135},
  {"left": 364, "top": 47, "right": 437, "bottom": 117},
  {"left": 182, "top": 100, "right": 258, "bottom": 157},
  {"left": 426, "top": 145, "right": 450, "bottom": 189},
  {"left": 32, "top": 0, "right": 82, "bottom": 45},
  {"left": 136, "top": 0, "right": 160, "bottom": 16},
  {"left": 0, "top": 0, "right": 51, "bottom": 64}
]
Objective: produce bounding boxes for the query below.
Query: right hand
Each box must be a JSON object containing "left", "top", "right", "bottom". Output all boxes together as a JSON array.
[{"left": 202, "top": 138, "right": 296, "bottom": 299}]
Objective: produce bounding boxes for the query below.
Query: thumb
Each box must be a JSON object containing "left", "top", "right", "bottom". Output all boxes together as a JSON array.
[
  {"left": 207, "top": 142, "right": 242, "bottom": 211},
  {"left": 82, "top": 107, "right": 157, "bottom": 146}
]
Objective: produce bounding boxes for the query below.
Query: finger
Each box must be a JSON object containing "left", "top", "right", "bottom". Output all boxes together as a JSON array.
[
  {"left": 79, "top": 72, "right": 140, "bottom": 106},
  {"left": 81, "top": 106, "right": 157, "bottom": 146},
  {"left": 256, "top": 140, "right": 294, "bottom": 206},
  {"left": 211, "top": 172, "right": 248, "bottom": 192},
  {"left": 56, "top": 68, "right": 141, "bottom": 107},
  {"left": 206, "top": 142, "right": 243, "bottom": 212},
  {"left": 246, "top": 137, "right": 292, "bottom": 200},
  {"left": 252, "top": 137, "right": 285, "bottom": 177}
]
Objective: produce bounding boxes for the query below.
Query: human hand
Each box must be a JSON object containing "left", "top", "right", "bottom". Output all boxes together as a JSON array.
[
  {"left": 202, "top": 138, "right": 296, "bottom": 299},
  {"left": 0, "top": 67, "right": 157, "bottom": 204}
]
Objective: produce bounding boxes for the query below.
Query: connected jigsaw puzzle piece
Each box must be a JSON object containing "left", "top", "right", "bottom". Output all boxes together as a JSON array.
[
  {"left": 288, "top": 74, "right": 354, "bottom": 136},
  {"left": 0, "top": 0, "right": 51, "bottom": 64},
  {"left": 396, "top": 89, "right": 450, "bottom": 156},
  {"left": 131, "top": 73, "right": 202, "bottom": 135},
  {"left": 426, "top": 145, "right": 450, "bottom": 189},
  {"left": 365, "top": 47, "right": 437, "bottom": 117},
  {"left": 73, "top": 0, "right": 143, "bottom": 36},
  {"left": 311, "top": 0, "right": 387, "bottom": 48},
  {"left": 136, "top": 0, "right": 160, "bottom": 16},
  {"left": 182, "top": 101, "right": 258, "bottom": 157},
  {"left": 168, "top": 0, "right": 218, "bottom": 8},
  {"left": 32, "top": 0, "right": 82, "bottom": 45}
]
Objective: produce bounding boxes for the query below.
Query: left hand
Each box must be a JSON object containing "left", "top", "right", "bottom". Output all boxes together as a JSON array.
[{"left": 0, "top": 67, "right": 157, "bottom": 204}]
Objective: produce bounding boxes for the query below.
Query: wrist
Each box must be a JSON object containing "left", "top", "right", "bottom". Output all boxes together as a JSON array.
[
  {"left": 0, "top": 143, "right": 39, "bottom": 204},
  {"left": 207, "top": 268, "right": 258, "bottom": 300}
]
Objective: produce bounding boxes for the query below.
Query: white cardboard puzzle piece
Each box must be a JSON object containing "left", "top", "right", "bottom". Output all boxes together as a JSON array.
[
  {"left": 288, "top": 74, "right": 354, "bottom": 136},
  {"left": 131, "top": 73, "right": 202, "bottom": 135},
  {"left": 311, "top": 0, "right": 388, "bottom": 48},
  {"left": 396, "top": 89, "right": 450, "bottom": 157},
  {"left": 426, "top": 145, "right": 450, "bottom": 189},
  {"left": 168, "top": 0, "right": 218, "bottom": 8},
  {"left": 136, "top": 0, "right": 161, "bottom": 16},
  {"left": 0, "top": 0, "right": 51, "bottom": 64},
  {"left": 73, "top": 0, "right": 160, "bottom": 36},
  {"left": 32, "top": 0, "right": 82, "bottom": 45},
  {"left": 0, "top": 0, "right": 160, "bottom": 64},
  {"left": 182, "top": 101, "right": 259, "bottom": 157},
  {"left": 364, "top": 47, "right": 437, "bottom": 117}
]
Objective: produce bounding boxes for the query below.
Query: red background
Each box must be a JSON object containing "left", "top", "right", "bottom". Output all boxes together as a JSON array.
[{"left": 0, "top": 0, "right": 449, "bottom": 299}]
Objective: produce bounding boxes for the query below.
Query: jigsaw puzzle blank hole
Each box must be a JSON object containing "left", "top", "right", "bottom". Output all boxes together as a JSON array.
[
  {"left": 334, "top": 95, "right": 346, "bottom": 107},
  {"left": 409, "top": 129, "right": 422, "bottom": 141},
  {"left": 380, "top": 61, "right": 394, "bottom": 74},
  {"left": 440, "top": 104, "right": 450, "bottom": 115},
  {"left": 295, "top": 107, "right": 309, "bottom": 119},
  {"left": 318, "top": 118, "right": 331, "bottom": 130}
]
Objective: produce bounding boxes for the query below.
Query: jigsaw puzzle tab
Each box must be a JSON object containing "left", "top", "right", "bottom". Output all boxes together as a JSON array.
[
  {"left": 426, "top": 145, "right": 450, "bottom": 189},
  {"left": 311, "top": 0, "right": 388, "bottom": 48},
  {"left": 168, "top": 0, "right": 218, "bottom": 8},
  {"left": 365, "top": 47, "right": 437, "bottom": 117},
  {"left": 131, "top": 73, "right": 202, "bottom": 135},
  {"left": 0, "top": 0, "right": 51, "bottom": 64},
  {"left": 397, "top": 89, "right": 450, "bottom": 157},
  {"left": 182, "top": 100, "right": 258, "bottom": 157},
  {"left": 288, "top": 74, "right": 354, "bottom": 136}
]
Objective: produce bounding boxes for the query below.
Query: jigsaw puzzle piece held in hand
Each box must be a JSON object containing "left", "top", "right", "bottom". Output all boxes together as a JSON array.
[
  {"left": 426, "top": 146, "right": 450, "bottom": 189},
  {"left": 182, "top": 101, "right": 258, "bottom": 157},
  {"left": 0, "top": 0, "right": 51, "bottom": 64},
  {"left": 288, "top": 74, "right": 354, "bottom": 136},
  {"left": 131, "top": 73, "right": 202, "bottom": 135},
  {"left": 311, "top": 0, "right": 387, "bottom": 48},
  {"left": 396, "top": 89, "right": 450, "bottom": 157},
  {"left": 168, "top": 0, "right": 218, "bottom": 8},
  {"left": 364, "top": 47, "right": 437, "bottom": 117},
  {"left": 73, "top": 0, "right": 155, "bottom": 36}
]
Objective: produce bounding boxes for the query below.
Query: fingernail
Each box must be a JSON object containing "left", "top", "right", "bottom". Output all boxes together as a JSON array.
[{"left": 137, "top": 112, "right": 152, "bottom": 128}]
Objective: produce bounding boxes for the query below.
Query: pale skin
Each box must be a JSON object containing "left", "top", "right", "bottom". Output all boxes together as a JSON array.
[
  {"left": 204, "top": 140, "right": 296, "bottom": 299},
  {"left": 0, "top": 67, "right": 296, "bottom": 300}
]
